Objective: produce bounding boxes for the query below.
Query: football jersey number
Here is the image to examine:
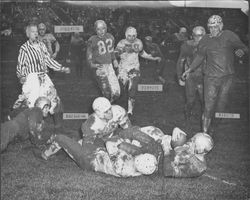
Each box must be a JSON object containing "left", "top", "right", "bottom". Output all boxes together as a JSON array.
[{"left": 97, "top": 39, "right": 113, "bottom": 55}]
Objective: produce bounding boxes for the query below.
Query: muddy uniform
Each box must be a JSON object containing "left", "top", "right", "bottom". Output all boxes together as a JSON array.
[
  {"left": 191, "top": 30, "right": 248, "bottom": 124},
  {"left": 42, "top": 105, "right": 131, "bottom": 157},
  {"left": 177, "top": 40, "right": 204, "bottom": 118},
  {"left": 38, "top": 33, "right": 59, "bottom": 58},
  {"left": 144, "top": 42, "right": 166, "bottom": 79},
  {"left": 81, "top": 105, "right": 131, "bottom": 144},
  {"left": 115, "top": 38, "right": 143, "bottom": 109},
  {"left": 1, "top": 107, "right": 44, "bottom": 152},
  {"left": 163, "top": 140, "right": 207, "bottom": 178},
  {"left": 42, "top": 126, "right": 163, "bottom": 177},
  {"left": 88, "top": 33, "right": 120, "bottom": 102}
]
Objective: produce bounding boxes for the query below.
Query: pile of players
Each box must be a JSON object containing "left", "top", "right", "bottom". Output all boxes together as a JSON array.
[{"left": 1, "top": 96, "right": 213, "bottom": 178}]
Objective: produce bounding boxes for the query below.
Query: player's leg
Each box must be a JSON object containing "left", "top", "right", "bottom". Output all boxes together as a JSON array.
[
  {"left": 184, "top": 76, "right": 196, "bottom": 120},
  {"left": 46, "top": 135, "right": 95, "bottom": 169},
  {"left": 95, "top": 66, "right": 112, "bottom": 100},
  {"left": 127, "top": 71, "right": 140, "bottom": 115},
  {"left": 216, "top": 75, "right": 234, "bottom": 114},
  {"left": 106, "top": 64, "right": 120, "bottom": 103},
  {"left": 211, "top": 75, "right": 234, "bottom": 131},
  {"left": 157, "top": 59, "right": 166, "bottom": 84},
  {"left": 203, "top": 76, "right": 220, "bottom": 134}
]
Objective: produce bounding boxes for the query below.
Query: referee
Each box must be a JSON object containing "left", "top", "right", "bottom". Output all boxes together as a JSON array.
[{"left": 13, "top": 22, "right": 70, "bottom": 128}]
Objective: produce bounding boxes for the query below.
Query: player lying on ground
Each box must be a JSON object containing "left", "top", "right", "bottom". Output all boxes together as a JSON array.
[
  {"left": 1, "top": 97, "right": 51, "bottom": 152},
  {"left": 41, "top": 125, "right": 213, "bottom": 178}
]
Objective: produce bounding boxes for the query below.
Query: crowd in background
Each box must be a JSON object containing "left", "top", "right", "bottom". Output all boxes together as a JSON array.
[{"left": 1, "top": 2, "right": 248, "bottom": 45}]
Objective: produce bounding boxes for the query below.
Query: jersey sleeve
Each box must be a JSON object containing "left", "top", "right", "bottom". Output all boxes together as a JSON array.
[
  {"left": 227, "top": 30, "right": 248, "bottom": 52},
  {"left": 81, "top": 115, "right": 96, "bottom": 143}
]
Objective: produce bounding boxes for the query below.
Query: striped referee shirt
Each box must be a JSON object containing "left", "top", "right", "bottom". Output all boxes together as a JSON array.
[{"left": 16, "top": 40, "right": 62, "bottom": 78}]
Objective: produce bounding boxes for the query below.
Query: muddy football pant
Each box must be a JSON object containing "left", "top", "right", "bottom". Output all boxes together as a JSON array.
[
  {"left": 203, "top": 75, "right": 234, "bottom": 119},
  {"left": 95, "top": 64, "right": 120, "bottom": 103},
  {"left": 185, "top": 74, "right": 203, "bottom": 115}
]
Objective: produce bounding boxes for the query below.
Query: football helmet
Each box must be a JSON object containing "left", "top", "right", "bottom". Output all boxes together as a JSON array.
[
  {"left": 94, "top": 20, "right": 107, "bottom": 38},
  {"left": 134, "top": 153, "right": 157, "bottom": 175},
  {"left": 192, "top": 26, "right": 206, "bottom": 36},
  {"left": 179, "top": 27, "right": 187, "bottom": 33},
  {"left": 38, "top": 23, "right": 46, "bottom": 31},
  {"left": 125, "top": 26, "right": 137, "bottom": 43},
  {"left": 34, "top": 96, "right": 51, "bottom": 117},
  {"left": 191, "top": 133, "right": 214, "bottom": 154},
  {"left": 207, "top": 15, "right": 223, "bottom": 27},
  {"left": 92, "top": 97, "right": 111, "bottom": 113}
]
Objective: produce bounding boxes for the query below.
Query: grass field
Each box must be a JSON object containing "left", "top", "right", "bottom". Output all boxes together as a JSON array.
[{"left": 1, "top": 37, "right": 250, "bottom": 200}]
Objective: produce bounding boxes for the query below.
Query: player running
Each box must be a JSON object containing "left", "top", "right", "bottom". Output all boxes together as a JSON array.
[
  {"left": 182, "top": 15, "right": 248, "bottom": 134},
  {"left": 87, "top": 20, "right": 120, "bottom": 103},
  {"left": 115, "top": 27, "right": 161, "bottom": 116}
]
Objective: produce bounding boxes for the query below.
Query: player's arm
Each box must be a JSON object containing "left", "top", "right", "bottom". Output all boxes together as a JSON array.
[
  {"left": 229, "top": 31, "right": 249, "bottom": 57},
  {"left": 51, "top": 34, "right": 60, "bottom": 59},
  {"left": 81, "top": 115, "right": 97, "bottom": 143},
  {"left": 86, "top": 39, "right": 99, "bottom": 69},
  {"left": 182, "top": 42, "right": 206, "bottom": 80},
  {"left": 42, "top": 43, "right": 70, "bottom": 73},
  {"left": 16, "top": 47, "right": 27, "bottom": 84},
  {"left": 176, "top": 44, "right": 186, "bottom": 80},
  {"left": 139, "top": 42, "right": 161, "bottom": 61}
]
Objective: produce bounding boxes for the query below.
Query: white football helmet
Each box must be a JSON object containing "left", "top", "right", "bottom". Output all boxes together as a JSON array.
[
  {"left": 134, "top": 153, "right": 157, "bottom": 175},
  {"left": 125, "top": 26, "right": 137, "bottom": 43},
  {"left": 92, "top": 97, "right": 112, "bottom": 119},
  {"left": 191, "top": 133, "right": 214, "bottom": 154}
]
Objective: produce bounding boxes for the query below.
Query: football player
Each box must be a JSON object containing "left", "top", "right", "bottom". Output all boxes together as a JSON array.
[
  {"left": 87, "top": 20, "right": 120, "bottom": 103},
  {"left": 1, "top": 97, "right": 51, "bottom": 152},
  {"left": 176, "top": 26, "right": 206, "bottom": 121},
  {"left": 144, "top": 36, "right": 166, "bottom": 84},
  {"left": 41, "top": 97, "right": 132, "bottom": 159},
  {"left": 182, "top": 15, "right": 248, "bottom": 134},
  {"left": 115, "top": 27, "right": 161, "bottom": 116},
  {"left": 40, "top": 124, "right": 213, "bottom": 178}
]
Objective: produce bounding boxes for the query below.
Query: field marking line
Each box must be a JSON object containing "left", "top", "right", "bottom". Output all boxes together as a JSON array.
[{"left": 203, "top": 173, "right": 237, "bottom": 186}]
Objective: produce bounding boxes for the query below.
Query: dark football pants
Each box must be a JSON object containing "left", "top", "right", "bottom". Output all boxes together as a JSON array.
[
  {"left": 203, "top": 75, "right": 234, "bottom": 119},
  {"left": 185, "top": 74, "right": 203, "bottom": 115},
  {"left": 54, "top": 134, "right": 98, "bottom": 170}
]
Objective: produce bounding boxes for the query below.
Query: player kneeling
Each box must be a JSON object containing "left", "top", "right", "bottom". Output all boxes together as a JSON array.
[{"left": 1, "top": 97, "right": 51, "bottom": 152}]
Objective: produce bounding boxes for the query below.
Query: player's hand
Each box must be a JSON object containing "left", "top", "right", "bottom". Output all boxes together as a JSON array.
[
  {"left": 172, "top": 127, "right": 187, "bottom": 142},
  {"left": 155, "top": 57, "right": 162, "bottom": 62},
  {"left": 182, "top": 69, "right": 191, "bottom": 80},
  {"left": 90, "top": 63, "right": 101, "bottom": 69},
  {"left": 19, "top": 76, "right": 26, "bottom": 84},
  {"left": 61, "top": 66, "right": 71, "bottom": 74},
  {"left": 178, "top": 78, "right": 185, "bottom": 86},
  {"left": 235, "top": 49, "right": 245, "bottom": 57},
  {"left": 51, "top": 52, "right": 58, "bottom": 59},
  {"left": 113, "top": 60, "right": 118, "bottom": 69}
]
